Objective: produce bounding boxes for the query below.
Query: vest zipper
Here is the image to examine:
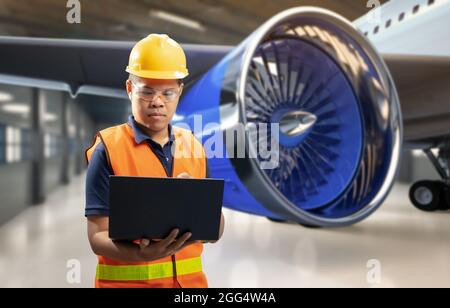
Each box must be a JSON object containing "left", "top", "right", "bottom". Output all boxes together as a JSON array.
[
  {"left": 169, "top": 144, "right": 181, "bottom": 287},
  {"left": 169, "top": 154, "right": 180, "bottom": 287},
  {"left": 147, "top": 140, "right": 181, "bottom": 287}
]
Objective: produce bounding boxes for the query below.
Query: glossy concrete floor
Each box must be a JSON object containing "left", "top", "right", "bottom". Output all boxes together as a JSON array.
[{"left": 0, "top": 173, "right": 449, "bottom": 288}]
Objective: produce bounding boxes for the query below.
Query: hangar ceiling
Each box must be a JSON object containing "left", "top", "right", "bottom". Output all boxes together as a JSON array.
[{"left": 0, "top": 0, "right": 388, "bottom": 44}]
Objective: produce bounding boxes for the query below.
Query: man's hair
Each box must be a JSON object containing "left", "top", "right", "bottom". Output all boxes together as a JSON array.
[{"left": 128, "top": 74, "right": 183, "bottom": 86}]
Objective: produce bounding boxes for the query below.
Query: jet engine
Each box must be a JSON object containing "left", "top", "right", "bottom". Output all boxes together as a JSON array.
[{"left": 175, "top": 7, "right": 402, "bottom": 227}]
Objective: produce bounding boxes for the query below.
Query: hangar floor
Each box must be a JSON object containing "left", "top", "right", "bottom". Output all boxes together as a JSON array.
[{"left": 0, "top": 173, "right": 449, "bottom": 288}]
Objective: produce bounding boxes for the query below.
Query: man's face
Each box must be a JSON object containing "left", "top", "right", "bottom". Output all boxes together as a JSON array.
[{"left": 126, "top": 77, "right": 182, "bottom": 133}]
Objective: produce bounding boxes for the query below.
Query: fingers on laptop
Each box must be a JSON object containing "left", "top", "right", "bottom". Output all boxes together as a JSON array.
[
  {"left": 139, "top": 239, "right": 150, "bottom": 249},
  {"left": 167, "top": 232, "right": 192, "bottom": 254}
]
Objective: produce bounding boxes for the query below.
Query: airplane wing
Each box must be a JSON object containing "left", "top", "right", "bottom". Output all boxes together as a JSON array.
[{"left": 0, "top": 36, "right": 231, "bottom": 98}]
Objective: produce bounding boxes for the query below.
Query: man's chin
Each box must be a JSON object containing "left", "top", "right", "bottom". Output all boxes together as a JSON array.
[
  {"left": 137, "top": 119, "right": 167, "bottom": 132},
  {"left": 136, "top": 117, "right": 168, "bottom": 132}
]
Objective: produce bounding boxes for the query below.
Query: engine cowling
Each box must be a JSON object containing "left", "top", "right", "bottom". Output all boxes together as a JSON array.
[{"left": 175, "top": 7, "right": 402, "bottom": 227}]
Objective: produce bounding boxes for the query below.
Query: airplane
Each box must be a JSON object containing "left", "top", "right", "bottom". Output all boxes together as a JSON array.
[{"left": 0, "top": 0, "right": 449, "bottom": 228}]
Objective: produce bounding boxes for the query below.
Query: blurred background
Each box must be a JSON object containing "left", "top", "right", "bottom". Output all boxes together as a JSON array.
[{"left": 0, "top": 0, "right": 447, "bottom": 288}]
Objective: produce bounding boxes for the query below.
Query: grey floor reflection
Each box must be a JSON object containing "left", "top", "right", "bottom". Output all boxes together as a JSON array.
[{"left": 0, "top": 175, "right": 449, "bottom": 288}]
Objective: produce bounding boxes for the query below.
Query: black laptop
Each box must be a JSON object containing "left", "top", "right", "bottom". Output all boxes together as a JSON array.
[{"left": 109, "top": 176, "right": 225, "bottom": 241}]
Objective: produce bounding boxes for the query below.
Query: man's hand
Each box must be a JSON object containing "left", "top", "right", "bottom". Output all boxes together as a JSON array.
[
  {"left": 87, "top": 217, "right": 196, "bottom": 263},
  {"left": 138, "top": 229, "right": 192, "bottom": 261}
]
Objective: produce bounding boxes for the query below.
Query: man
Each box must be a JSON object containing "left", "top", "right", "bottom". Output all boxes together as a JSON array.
[{"left": 85, "top": 34, "right": 225, "bottom": 288}]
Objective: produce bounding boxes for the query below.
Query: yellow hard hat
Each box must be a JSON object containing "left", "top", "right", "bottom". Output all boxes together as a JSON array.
[{"left": 126, "top": 34, "right": 189, "bottom": 79}]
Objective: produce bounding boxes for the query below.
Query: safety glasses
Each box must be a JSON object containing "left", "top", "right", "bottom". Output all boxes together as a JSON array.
[{"left": 131, "top": 81, "right": 182, "bottom": 103}]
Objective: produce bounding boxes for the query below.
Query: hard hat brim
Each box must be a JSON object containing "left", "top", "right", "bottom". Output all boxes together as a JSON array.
[{"left": 126, "top": 68, "right": 189, "bottom": 79}]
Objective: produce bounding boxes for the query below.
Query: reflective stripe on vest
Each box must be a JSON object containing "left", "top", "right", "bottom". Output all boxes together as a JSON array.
[{"left": 96, "top": 257, "right": 202, "bottom": 281}]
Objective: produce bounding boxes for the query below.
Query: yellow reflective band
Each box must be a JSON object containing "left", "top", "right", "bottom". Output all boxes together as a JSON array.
[{"left": 96, "top": 257, "right": 203, "bottom": 281}]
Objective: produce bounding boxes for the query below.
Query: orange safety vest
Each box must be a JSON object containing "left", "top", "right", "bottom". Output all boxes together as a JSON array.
[{"left": 85, "top": 123, "right": 208, "bottom": 288}]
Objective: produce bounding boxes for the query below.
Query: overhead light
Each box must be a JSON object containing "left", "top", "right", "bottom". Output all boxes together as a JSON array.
[
  {"left": 44, "top": 113, "right": 58, "bottom": 122},
  {"left": 1, "top": 104, "right": 30, "bottom": 114},
  {"left": 112, "top": 24, "right": 127, "bottom": 32},
  {"left": 0, "top": 104, "right": 59, "bottom": 122},
  {"left": 0, "top": 91, "right": 13, "bottom": 102},
  {"left": 149, "top": 10, "right": 206, "bottom": 32},
  {"left": 69, "top": 124, "right": 76, "bottom": 136},
  {"left": 412, "top": 148, "right": 438, "bottom": 158}
]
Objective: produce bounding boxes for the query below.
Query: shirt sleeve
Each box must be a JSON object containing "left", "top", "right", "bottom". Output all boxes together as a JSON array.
[{"left": 85, "top": 142, "right": 113, "bottom": 217}]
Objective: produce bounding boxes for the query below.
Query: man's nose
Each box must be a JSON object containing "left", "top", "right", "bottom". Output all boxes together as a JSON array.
[{"left": 150, "top": 96, "right": 165, "bottom": 108}]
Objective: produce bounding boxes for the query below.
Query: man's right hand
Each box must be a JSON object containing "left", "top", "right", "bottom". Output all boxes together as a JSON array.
[{"left": 137, "top": 229, "right": 192, "bottom": 261}]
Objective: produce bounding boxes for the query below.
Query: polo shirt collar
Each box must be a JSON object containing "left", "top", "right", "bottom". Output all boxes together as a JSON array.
[{"left": 127, "top": 115, "right": 175, "bottom": 145}]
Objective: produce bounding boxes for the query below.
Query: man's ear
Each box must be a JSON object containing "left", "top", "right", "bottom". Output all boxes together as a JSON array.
[
  {"left": 126, "top": 79, "right": 132, "bottom": 100},
  {"left": 179, "top": 83, "right": 184, "bottom": 96}
]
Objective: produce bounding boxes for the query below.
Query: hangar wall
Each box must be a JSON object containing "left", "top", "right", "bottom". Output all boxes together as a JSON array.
[{"left": 0, "top": 84, "right": 95, "bottom": 226}]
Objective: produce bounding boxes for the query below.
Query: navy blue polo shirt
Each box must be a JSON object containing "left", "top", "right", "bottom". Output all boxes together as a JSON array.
[{"left": 85, "top": 115, "right": 210, "bottom": 217}]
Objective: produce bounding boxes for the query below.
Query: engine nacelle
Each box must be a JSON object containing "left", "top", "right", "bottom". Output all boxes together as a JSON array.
[{"left": 175, "top": 7, "right": 402, "bottom": 227}]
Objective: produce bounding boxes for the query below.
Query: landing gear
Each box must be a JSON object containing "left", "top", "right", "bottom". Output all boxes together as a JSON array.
[
  {"left": 409, "top": 181, "right": 445, "bottom": 211},
  {"left": 409, "top": 147, "right": 450, "bottom": 212}
]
